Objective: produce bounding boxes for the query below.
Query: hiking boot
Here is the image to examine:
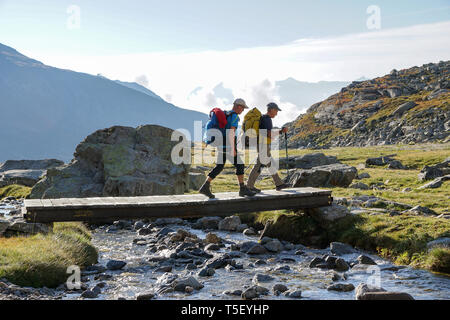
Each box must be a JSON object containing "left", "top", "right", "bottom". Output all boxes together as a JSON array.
[
  {"left": 199, "top": 182, "right": 215, "bottom": 199},
  {"left": 239, "top": 185, "right": 256, "bottom": 197},
  {"left": 275, "top": 183, "right": 290, "bottom": 191},
  {"left": 248, "top": 186, "right": 261, "bottom": 194}
]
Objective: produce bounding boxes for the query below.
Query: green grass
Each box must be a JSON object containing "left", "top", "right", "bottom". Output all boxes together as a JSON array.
[
  {"left": 0, "top": 184, "right": 32, "bottom": 200},
  {"left": 0, "top": 222, "right": 98, "bottom": 288}
]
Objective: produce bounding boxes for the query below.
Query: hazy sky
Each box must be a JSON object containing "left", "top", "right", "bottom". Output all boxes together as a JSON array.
[{"left": 1, "top": 0, "right": 449, "bottom": 125}]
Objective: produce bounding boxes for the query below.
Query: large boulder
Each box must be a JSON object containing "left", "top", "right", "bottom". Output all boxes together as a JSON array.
[
  {"left": 305, "top": 204, "right": 351, "bottom": 224},
  {"left": 0, "top": 159, "right": 64, "bottom": 188},
  {"left": 287, "top": 163, "right": 357, "bottom": 188},
  {"left": 0, "top": 159, "right": 64, "bottom": 172},
  {"left": 29, "top": 125, "right": 190, "bottom": 199},
  {"left": 278, "top": 153, "right": 340, "bottom": 169}
]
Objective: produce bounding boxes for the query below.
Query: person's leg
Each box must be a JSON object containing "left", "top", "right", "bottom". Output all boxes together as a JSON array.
[
  {"left": 233, "top": 154, "right": 255, "bottom": 196},
  {"left": 265, "top": 148, "right": 288, "bottom": 189},
  {"left": 247, "top": 156, "right": 262, "bottom": 189},
  {"left": 199, "top": 149, "right": 226, "bottom": 198}
]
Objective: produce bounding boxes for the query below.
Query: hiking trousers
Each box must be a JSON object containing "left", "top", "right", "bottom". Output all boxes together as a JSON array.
[
  {"left": 208, "top": 149, "right": 245, "bottom": 179},
  {"left": 247, "top": 147, "right": 283, "bottom": 188}
]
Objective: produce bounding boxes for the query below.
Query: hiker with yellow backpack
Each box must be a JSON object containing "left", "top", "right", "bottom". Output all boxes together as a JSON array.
[{"left": 244, "top": 102, "right": 290, "bottom": 193}]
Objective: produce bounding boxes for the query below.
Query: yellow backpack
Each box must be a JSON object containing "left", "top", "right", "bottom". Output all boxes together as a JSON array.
[{"left": 243, "top": 107, "right": 262, "bottom": 138}]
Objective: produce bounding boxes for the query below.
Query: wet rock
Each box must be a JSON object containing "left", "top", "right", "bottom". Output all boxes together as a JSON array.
[
  {"left": 156, "top": 227, "right": 174, "bottom": 238},
  {"left": 223, "top": 290, "right": 242, "bottom": 296},
  {"left": 330, "top": 242, "right": 358, "bottom": 255},
  {"left": 335, "top": 258, "right": 350, "bottom": 272},
  {"left": 193, "top": 216, "right": 222, "bottom": 230},
  {"left": 357, "top": 255, "right": 377, "bottom": 265},
  {"left": 137, "top": 227, "right": 152, "bottom": 236},
  {"left": 273, "top": 284, "right": 288, "bottom": 293},
  {"left": 255, "top": 259, "right": 267, "bottom": 265},
  {"left": 198, "top": 267, "right": 215, "bottom": 277},
  {"left": 218, "top": 216, "right": 241, "bottom": 231},
  {"left": 172, "top": 276, "right": 203, "bottom": 292},
  {"left": 106, "top": 260, "right": 127, "bottom": 271},
  {"left": 247, "top": 244, "right": 268, "bottom": 255},
  {"left": 309, "top": 257, "right": 326, "bottom": 268},
  {"left": 204, "top": 232, "right": 222, "bottom": 244},
  {"left": 243, "top": 228, "right": 256, "bottom": 236},
  {"left": 285, "top": 290, "right": 302, "bottom": 298},
  {"left": 136, "top": 292, "right": 155, "bottom": 300},
  {"left": 241, "top": 287, "right": 258, "bottom": 300},
  {"left": 154, "top": 266, "right": 172, "bottom": 273},
  {"left": 236, "top": 224, "right": 248, "bottom": 233},
  {"left": 204, "top": 243, "right": 221, "bottom": 251},
  {"left": 355, "top": 283, "right": 386, "bottom": 300},
  {"left": 263, "top": 239, "right": 284, "bottom": 253},
  {"left": 327, "top": 283, "right": 355, "bottom": 292},
  {"left": 205, "top": 255, "right": 232, "bottom": 269},
  {"left": 81, "top": 289, "right": 99, "bottom": 299},
  {"left": 358, "top": 291, "right": 414, "bottom": 300},
  {"left": 253, "top": 274, "right": 275, "bottom": 284},
  {"left": 134, "top": 221, "right": 145, "bottom": 230},
  {"left": 332, "top": 272, "right": 348, "bottom": 282}
]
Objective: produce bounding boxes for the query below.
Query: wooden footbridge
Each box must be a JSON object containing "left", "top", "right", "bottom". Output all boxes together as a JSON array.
[{"left": 23, "top": 187, "right": 332, "bottom": 223}]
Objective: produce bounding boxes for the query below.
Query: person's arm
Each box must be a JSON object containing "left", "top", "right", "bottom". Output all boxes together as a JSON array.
[{"left": 229, "top": 127, "right": 237, "bottom": 156}]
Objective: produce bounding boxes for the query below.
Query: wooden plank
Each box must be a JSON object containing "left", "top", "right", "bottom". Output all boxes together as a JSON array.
[{"left": 23, "top": 187, "right": 332, "bottom": 223}]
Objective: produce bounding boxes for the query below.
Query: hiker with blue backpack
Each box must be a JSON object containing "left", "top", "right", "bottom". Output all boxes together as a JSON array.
[{"left": 199, "top": 98, "right": 257, "bottom": 198}]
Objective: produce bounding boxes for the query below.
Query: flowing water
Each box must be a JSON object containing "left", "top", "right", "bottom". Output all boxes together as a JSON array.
[{"left": 63, "top": 221, "right": 450, "bottom": 300}]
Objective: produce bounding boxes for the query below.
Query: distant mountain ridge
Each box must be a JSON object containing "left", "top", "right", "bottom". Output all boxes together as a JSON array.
[
  {"left": 0, "top": 43, "right": 208, "bottom": 162},
  {"left": 284, "top": 61, "right": 450, "bottom": 148}
]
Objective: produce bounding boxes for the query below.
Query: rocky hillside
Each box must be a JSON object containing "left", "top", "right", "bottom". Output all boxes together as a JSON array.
[{"left": 284, "top": 61, "right": 450, "bottom": 148}]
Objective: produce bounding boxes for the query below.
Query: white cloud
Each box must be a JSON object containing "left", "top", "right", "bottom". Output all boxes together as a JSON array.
[{"left": 25, "top": 21, "right": 450, "bottom": 126}]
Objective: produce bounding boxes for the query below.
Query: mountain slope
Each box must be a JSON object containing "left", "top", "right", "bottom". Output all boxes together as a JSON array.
[
  {"left": 114, "top": 80, "right": 164, "bottom": 101},
  {"left": 285, "top": 61, "right": 450, "bottom": 148},
  {"left": 0, "top": 43, "right": 208, "bottom": 162}
]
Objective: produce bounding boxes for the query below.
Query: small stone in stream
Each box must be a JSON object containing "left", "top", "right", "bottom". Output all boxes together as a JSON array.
[
  {"left": 205, "top": 232, "right": 222, "bottom": 244},
  {"left": 106, "top": 226, "right": 118, "bottom": 233},
  {"left": 236, "top": 223, "right": 248, "bottom": 233},
  {"left": 155, "top": 266, "right": 172, "bottom": 273},
  {"left": 205, "top": 255, "right": 231, "bottom": 269},
  {"left": 327, "top": 283, "right": 355, "bottom": 292},
  {"left": 81, "top": 289, "right": 99, "bottom": 299},
  {"left": 357, "top": 255, "right": 377, "bottom": 265},
  {"left": 295, "top": 250, "right": 304, "bottom": 255},
  {"left": 247, "top": 244, "right": 268, "bottom": 255},
  {"left": 264, "top": 239, "right": 284, "bottom": 253},
  {"left": 332, "top": 272, "right": 348, "bottom": 282},
  {"left": 172, "top": 276, "right": 204, "bottom": 292},
  {"left": 136, "top": 292, "right": 155, "bottom": 300},
  {"left": 106, "top": 260, "right": 127, "bottom": 271},
  {"left": 330, "top": 242, "right": 358, "bottom": 255},
  {"left": 225, "top": 265, "right": 235, "bottom": 272},
  {"left": 255, "top": 259, "right": 267, "bottom": 265},
  {"left": 309, "top": 257, "right": 326, "bottom": 268},
  {"left": 198, "top": 267, "right": 215, "bottom": 277},
  {"left": 94, "top": 273, "right": 113, "bottom": 281},
  {"left": 335, "top": 258, "right": 350, "bottom": 272},
  {"left": 355, "top": 283, "right": 386, "bottom": 300},
  {"left": 253, "top": 273, "right": 275, "bottom": 284},
  {"left": 134, "top": 221, "right": 145, "bottom": 230},
  {"left": 274, "top": 265, "right": 290, "bottom": 272},
  {"left": 243, "top": 228, "right": 256, "bottom": 236},
  {"left": 285, "top": 290, "right": 302, "bottom": 298},
  {"left": 325, "top": 256, "right": 338, "bottom": 268},
  {"left": 273, "top": 284, "right": 288, "bottom": 293},
  {"left": 254, "top": 285, "right": 270, "bottom": 295},
  {"left": 156, "top": 227, "right": 174, "bottom": 238},
  {"left": 241, "top": 287, "right": 258, "bottom": 300},
  {"left": 218, "top": 216, "right": 241, "bottom": 231},
  {"left": 240, "top": 241, "right": 258, "bottom": 252},
  {"left": 204, "top": 243, "right": 221, "bottom": 251},
  {"left": 358, "top": 292, "right": 414, "bottom": 300},
  {"left": 186, "top": 263, "right": 197, "bottom": 270},
  {"left": 138, "top": 227, "right": 152, "bottom": 236},
  {"left": 185, "top": 286, "right": 194, "bottom": 294},
  {"left": 224, "top": 290, "right": 242, "bottom": 296}
]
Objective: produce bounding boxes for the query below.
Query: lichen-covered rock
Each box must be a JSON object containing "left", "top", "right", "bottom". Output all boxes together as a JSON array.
[
  {"left": 287, "top": 163, "right": 357, "bottom": 188},
  {"left": 29, "top": 125, "right": 190, "bottom": 198},
  {"left": 278, "top": 153, "right": 340, "bottom": 169}
]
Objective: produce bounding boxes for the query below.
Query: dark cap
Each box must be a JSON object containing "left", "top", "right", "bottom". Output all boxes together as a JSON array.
[{"left": 267, "top": 102, "right": 281, "bottom": 111}]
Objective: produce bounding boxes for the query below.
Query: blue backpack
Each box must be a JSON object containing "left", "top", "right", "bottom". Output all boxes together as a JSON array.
[{"left": 203, "top": 108, "right": 236, "bottom": 145}]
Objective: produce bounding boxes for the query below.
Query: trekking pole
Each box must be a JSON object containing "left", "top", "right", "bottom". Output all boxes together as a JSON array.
[{"left": 284, "top": 131, "right": 289, "bottom": 179}]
